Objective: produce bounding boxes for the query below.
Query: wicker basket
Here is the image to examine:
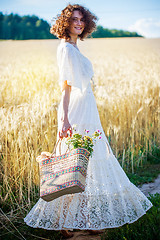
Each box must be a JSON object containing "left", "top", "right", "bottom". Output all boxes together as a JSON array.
[{"left": 36, "top": 142, "right": 90, "bottom": 202}]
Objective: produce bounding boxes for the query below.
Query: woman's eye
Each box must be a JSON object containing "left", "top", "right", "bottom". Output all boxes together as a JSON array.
[{"left": 72, "top": 18, "right": 85, "bottom": 22}]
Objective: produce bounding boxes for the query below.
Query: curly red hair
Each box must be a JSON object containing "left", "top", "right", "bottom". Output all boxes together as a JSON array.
[{"left": 50, "top": 4, "right": 98, "bottom": 41}]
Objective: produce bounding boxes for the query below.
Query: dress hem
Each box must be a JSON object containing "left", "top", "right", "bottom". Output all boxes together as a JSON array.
[{"left": 24, "top": 202, "right": 153, "bottom": 231}]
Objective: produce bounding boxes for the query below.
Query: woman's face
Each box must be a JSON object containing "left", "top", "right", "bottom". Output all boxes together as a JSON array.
[{"left": 68, "top": 10, "right": 85, "bottom": 37}]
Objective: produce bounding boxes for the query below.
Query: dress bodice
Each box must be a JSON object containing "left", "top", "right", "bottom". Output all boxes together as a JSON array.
[{"left": 57, "top": 39, "right": 94, "bottom": 93}]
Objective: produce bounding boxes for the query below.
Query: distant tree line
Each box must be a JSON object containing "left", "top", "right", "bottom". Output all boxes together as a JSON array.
[
  {"left": 0, "top": 12, "right": 143, "bottom": 40},
  {"left": 0, "top": 12, "right": 56, "bottom": 40},
  {"left": 91, "top": 25, "right": 143, "bottom": 38}
]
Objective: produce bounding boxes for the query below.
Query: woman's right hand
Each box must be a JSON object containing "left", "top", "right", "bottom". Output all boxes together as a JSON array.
[{"left": 59, "top": 118, "right": 72, "bottom": 139}]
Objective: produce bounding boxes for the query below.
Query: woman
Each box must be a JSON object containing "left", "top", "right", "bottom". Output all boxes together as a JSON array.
[{"left": 24, "top": 4, "right": 153, "bottom": 239}]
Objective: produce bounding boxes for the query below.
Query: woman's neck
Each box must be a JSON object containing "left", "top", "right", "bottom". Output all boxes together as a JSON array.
[
  {"left": 64, "top": 39, "right": 79, "bottom": 51},
  {"left": 69, "top": 35, "right": 78, "bottom": 45}
]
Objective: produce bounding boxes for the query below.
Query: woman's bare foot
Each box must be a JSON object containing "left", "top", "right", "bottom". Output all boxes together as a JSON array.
[
  {"left": 88, "top": 229, "right": 104, "bottom": 235},
  {"left": 60, "top": 230, "right": 74, "bottom": 238}
]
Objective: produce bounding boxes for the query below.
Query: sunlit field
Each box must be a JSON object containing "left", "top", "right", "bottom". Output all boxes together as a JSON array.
[{"left": 0, "top": 38, "right": 160, "bottom": 208}]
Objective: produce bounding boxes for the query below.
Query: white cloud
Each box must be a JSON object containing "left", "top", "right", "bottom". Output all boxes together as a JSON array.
[{"left": 128, "top": 18, "right": 160, "bottom": 38}]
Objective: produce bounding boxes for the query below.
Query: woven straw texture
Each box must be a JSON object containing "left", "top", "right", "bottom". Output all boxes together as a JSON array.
[{"left": 38, "top": 148, "right": 90, "bottom": 202}]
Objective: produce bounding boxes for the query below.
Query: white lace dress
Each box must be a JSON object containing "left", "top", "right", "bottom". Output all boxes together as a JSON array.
[{"left": 24, "top": 39, "right": 153, "bottom": 230}]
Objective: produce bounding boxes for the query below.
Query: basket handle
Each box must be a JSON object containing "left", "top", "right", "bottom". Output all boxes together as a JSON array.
[
  {"left": 51, "top": 138, "right": 61, "bottom": 157},
  {"left": 51, "top": 138, "right": 70, "bottom": 157}
]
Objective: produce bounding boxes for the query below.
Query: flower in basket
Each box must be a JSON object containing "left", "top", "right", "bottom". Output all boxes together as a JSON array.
[{"left": 66, "top": 128, "right": 102, "bottom": 157}]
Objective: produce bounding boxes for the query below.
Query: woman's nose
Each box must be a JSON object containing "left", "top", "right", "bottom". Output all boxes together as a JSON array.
[{"left": 77, "top": 20, "right": 82, "bottom": 25}]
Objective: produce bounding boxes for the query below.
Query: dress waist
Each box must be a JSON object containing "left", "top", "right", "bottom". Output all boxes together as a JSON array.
[{"left": 70, "top": 83, "right": 93, "bottom": 96}]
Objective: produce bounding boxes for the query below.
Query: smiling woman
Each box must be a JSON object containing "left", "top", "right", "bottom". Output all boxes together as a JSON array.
[
  {"left": 50, "top": 3, "right": 98, "bottom": 41},
  {"left": 24, "top": 3, "right": 153, "bottom": 239}
]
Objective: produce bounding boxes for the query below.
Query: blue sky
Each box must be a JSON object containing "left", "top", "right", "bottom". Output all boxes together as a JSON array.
[{"left": 1, "top": 0, "right": 160, "bottom": 38}]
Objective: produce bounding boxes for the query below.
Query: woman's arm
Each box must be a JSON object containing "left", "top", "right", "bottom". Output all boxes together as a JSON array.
[{"left": 59, "top": 81, "right": 72, "bottom": 138}]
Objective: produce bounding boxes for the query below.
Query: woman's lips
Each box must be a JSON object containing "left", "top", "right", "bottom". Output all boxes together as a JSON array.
[{"left": 75, "top": 27, "right": 82, "bottom": 30}]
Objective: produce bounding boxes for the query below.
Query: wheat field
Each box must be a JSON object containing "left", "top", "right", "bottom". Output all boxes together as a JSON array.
[{"left": 0, "top": 38, "right": 160, "bottom": 206}]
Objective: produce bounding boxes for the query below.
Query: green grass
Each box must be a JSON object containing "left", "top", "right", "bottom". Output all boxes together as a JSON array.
[{"left": 126, "top": 163, "right": 160, "bottom": 186}]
